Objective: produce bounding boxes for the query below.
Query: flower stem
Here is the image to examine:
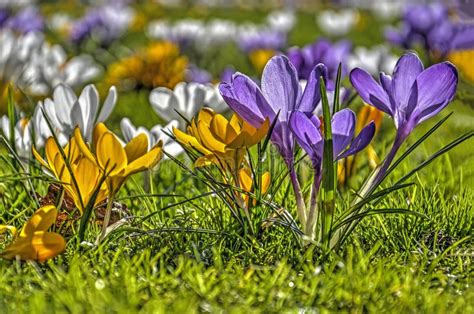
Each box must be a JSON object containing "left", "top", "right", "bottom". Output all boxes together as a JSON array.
[
  {"left": 305, "top": 172, "right": 322, "bottom": 240},
  {"left": 289, "top": 167, "right": 307, "bottom": 234},
  {"left": 96, "top": 191, "right": 116, "bottom": 245}
]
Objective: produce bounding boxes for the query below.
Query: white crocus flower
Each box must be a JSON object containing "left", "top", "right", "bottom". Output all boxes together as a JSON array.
[
  {"left": 317, "top": 9, "right": 358, "bottom": 36},
  {"left": 266, "top": 10, "right": 296, "bottom": 33},
  {"left": 0, "top": 115, "right": 35, "bottom": 159},
  {"left": 149, "top": 82, "right": 227, "bottom": 129},
  {"left": 35, "top": 84, "right": 117, "bottom": 145},
  {"left": 0, "top": 29, "right": 100, "bottom": 97},
  {"left": 147, "top": 20, "right": 171, "bottom": 40},
  {"left": 204, "top": 19, "right": 237, "bottom": 46},
  {"left": 347, "top": 45, "right": 398, "bottom": 76},
  {"left": 120, "top": 118, "right": 183, "bottom": 159}
]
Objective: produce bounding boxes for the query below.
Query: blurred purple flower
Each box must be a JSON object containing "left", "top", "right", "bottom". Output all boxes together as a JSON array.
[
  {"left": 287, "top": 38, "right": 351, "bottom": 87},
  {"left": 237, "top": 28, "right": 286, "bottom": 53},
  {"left": 2, "top": 7, "right": 44, "bottom": 33},
  {"left": 350, "top": 52, "right": 458, "bottom": 182},
  {"left": 385, "top": 2, "right": 474, "bottom": 57},
  {"left": 70, "top": 4, "right": 133, "bottom": 45},
  {"left": 186, "top": 64, "right": 212, "bottom": 84}
]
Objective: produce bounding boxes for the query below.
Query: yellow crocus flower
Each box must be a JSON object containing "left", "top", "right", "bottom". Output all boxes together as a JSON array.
[
  {"left": 0, "top": 205, "right": 66, "bottom": 262},
  {"left": 107, "top": 41, "right": 187, "bottom": 90},
  {"left": 238, "top": 168, "right": 271, "bottom": 208},
  {"left": 32, "top": 137, "right": 108, "bottom": 214},
  {"left": 173, "top": 108, "right": 270, "bottom": 171},
  {"left": 74, "top": 123, "right": 163, "bottom": 194}
]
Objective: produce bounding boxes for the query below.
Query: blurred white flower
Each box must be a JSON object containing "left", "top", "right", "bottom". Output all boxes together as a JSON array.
[
  {"left": 0, "top": 29, "right": 100, "bottom": 96},
  {"left": 204, "top": 19, "right": 237, "bottom": 46},
  {"left": 267, "top": 10, "right": 296, "bottom": 33},
  {"left": 317, "top": 9, "right": 358, "bottom": 36},
  {"left": 0, "top": 114, "right": 34, "bottom": 159},
  {"left": 147, "top": 20, "right": 171, "bottom": 40},
  {"left": 347, "top": 45, "right": 398, "bottom": 75},
  {"left": 49, "top": 13, "right": 73, "bottom": 33},
  {"left": 120, "top": 118, "right": 183, "bottom": 158},
  {"left": 35, "top": 84, "right": 117, "bottom": 146},
  {"left": 149, "top": 82, "right": 227, "bottom": 129}
]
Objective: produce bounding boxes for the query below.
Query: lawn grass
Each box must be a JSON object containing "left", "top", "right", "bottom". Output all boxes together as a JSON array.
[{"left": 0, "top": 7, "right": 473, "bottom": 314}]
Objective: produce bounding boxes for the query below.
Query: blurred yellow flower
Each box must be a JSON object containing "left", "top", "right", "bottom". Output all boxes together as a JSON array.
[
  {"left": 33, "top": 137, "right": 108, "bottom": 214},
  {"left": 448, "top": 50, "right": 474, "bottom": 83},
  {"left": 238, "top": 167, "right": 271, "bottom": 208},
  {"left": 249, "top": 49, "right": 276, "bottom": 74},
  {"left": 173, "top": 108, "right": 270, "bottom": 171},
  {"left": 0, "top": 205, "right": 66, "bottom": 262},
  {"left": 107, "top": 41, "right": 187, "bottom": 90}
]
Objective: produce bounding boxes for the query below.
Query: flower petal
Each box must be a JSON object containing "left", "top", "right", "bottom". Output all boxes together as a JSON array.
[
  {"left": 392, "top": 52, "right": 424, "bottom": 111},
  {"left": 19, "top": 205, "right": 57, "bottom": 238},
  {"left": 261, "top": 55, "right": 302, "bottom": 120},
  {"left": 289, "top": 111, "right": 323, "bottom": 162},
  {"left": 410, "top": 62, "right": 458, "bottom": 125},
  {"left": 149, "top": 87, "right": 180, "bottom": 122},
  {"left": 124, "top": 133, "right": 149, "bottom": 163},
  {"left": 125, "top": 142, "right": 163, "bottom": 175},
  {"left": 219, "top": 74, "right": 272, "bottom": 126},
  {"left": 97, "top": 86, "right": 117, "bottom": 122},
  {"left": 337, "top": 121, "right": 376, "bottom": 160},
  {"left": 297, "top": 63, "right": 328, "bottom": 112},
  {"left": 350, "top": 68, "right": 392, "bottom": 115},
  {"left": 97, "top": 132, "right": 127, "bottom": 176},
  {"left": 332, "top": 109, "right": 356, "bottom": 158}
]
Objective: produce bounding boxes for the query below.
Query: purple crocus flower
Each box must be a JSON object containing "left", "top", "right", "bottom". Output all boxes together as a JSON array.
[
  {"left": 219, "top": 56, "right": 328, "bottom": 225},
  {"left": 186, "top": 64, "right": 212, "bottom": 84},
  {"left": 70, "top": 4, "right": 133, "bottom": 45},
  {"left": 287, "top": 38, "right": 351, "bottom": 87},
  {"left": 219, "top": 55, "right": 327, "bottom": 165},
  {"left": 350, "top": 52, "right": 458, "bottom": 184},
  {"left": 290, "top": 110, "right": 375, "bottom": 171},
  {"left": 4, "top": 7, "right": 44, "bottom": 33}
]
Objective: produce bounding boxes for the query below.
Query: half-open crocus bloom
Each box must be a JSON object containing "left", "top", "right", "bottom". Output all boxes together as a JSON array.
[
  {"left": 32, "top": 137, "right": 108, "bottom": 214},
  {"left": 74, "top": 123, "right": 163, "bottom": 194},
  {"left": 290, "top": 109, "right": 375, "bottom": 178},
  {"left": 350, "top": 52, "right": 458, "bottom": 184},
  {"left": 0, "top": 205, "right": 66, "bottom": 262},
  {"left": 173, "top": 108, "right": 269, "bottom": 171},
  {"left": 238, "top": 167, "right": 271, "bottom": 208},
  {"left": 219, "top": 55, "right": 327, "bottom": 165}
]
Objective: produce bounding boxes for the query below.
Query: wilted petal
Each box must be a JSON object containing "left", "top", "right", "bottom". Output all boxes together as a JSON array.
[
  {"left": 337, "top": 121, "right": 376, "bottom": 160},
  {"left": 332, "top": 109, "right": 356, "bottom": 157},
  {"left": 261, "top": 56, "right": 302, "bottom": 119},
  {"left": 350, "top": 68, "right": 392, "bottom": 115}
]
